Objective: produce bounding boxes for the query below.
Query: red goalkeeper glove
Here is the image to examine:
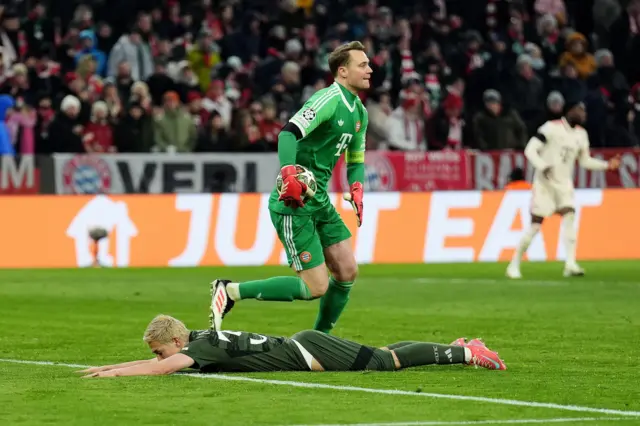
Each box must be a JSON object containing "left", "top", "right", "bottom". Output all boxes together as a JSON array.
[
  {"left": 278, "top": 165, "right": 307, "bottom": 208},
  {"left": 343, "top": 182, "right": 363, "bottom": 227}
]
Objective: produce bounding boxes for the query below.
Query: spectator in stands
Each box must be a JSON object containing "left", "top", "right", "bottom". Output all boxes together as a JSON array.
[
  {"left": 271, "top": 61, "right": 302, "bottom": 117},
  {"left": 365, "top": 90, "right": 393, "bottom": 150},
  {"left": 537, "top": 14, "right": 563, "bottom": 71},
  {"left": 96, "top": 22, "right": 117, "bottom": 54},
  {"left": 534, "top": 0, "right": 567, "bottom": 19},
  {"left": 35, "top": 95, "right": 55, "bottom": 153},
  {"left": 23, "top": 3, "right": 55, "bottom": 58},
  {"left": 189, "top": 29, "right": 221, "bottom": 92},
  {"left": 0, "top": 9, "right": 21, "bottom": 71},
  {"left": 525, "top": 43, "right": 547, "bottom": 76},
  {"left": 608, "top": 0, "right": 640, "bottom": 83},
  {"left": 510, "top": 54, "right": 545, "bottom": 136},
  {"left": 387, "top": 93, "right": 426, "bottom": 151},
  {"left": 146, "top": 60, "right": 176, "bottom": 106},
  {"left": 114, "top": 98, "right": 154, "bottom": 153},
  {"left": 110, "top": 62, "right": 133, "bottom": 103},
  {"left": 0, "top": 95, "right": 15, "bottom": 155},
  {"left": 101, "top": 83, "right": 123, "bottom": 122},
  {"left": 174, "top": 62, "right": 201, "bottom": 101},
  {"left": 605, "top": 101, "right": 638, "bottom": 148},
  {"left": 130, "top": 81, "right": 152, "bottom": 112},
  {"left": 255, "top": 100, "right": 282, "bottom": 150},
  {"left": 1, "top": 63, "right": 34, "bottom": 106},
  {"left": 7, "top": 98, "right": 37, "bottom": 154},
  {"left": 473, "top": 89, "right": 527, "bottom": 150},
  {"left": 186, "top": 90, "right": 209, "bottom": 130},
  {"left": 82, "top": 101, "right": 115, "bottom": 153},
  {"left": 48, "top": 95, "right": 84, "bottom": 153},
  {"left": 153, "top": 91, "right": 196, "bottom": 153},
  {"left": 202, "top": 79, "right": 232, "bottom": 129},
  {"left": 76, "top": 30, "right": 107, "bottom": 76},
  {"left": 107, "top": 28, "right": 154, "bottom": 82},
  {"left": 589, "top": 49, "right": 629, "bottom": 113},
  {"left": 231, "top": 108, "right": 263, "bottom": 152},
  {"left": 552, "top": 62, "right": 587, "bottom": 103},
  {"left": 196, "top": 111, "right": 232, "bottom": 152},
  {"left": 558, "top": 32, "right": 596, "bottom": 80},
  {"left": 546, "top": 90, "right": 565, "bottom": 121},
  {"left": 427, "top": 93, "right": 465, "bottom": 150}
]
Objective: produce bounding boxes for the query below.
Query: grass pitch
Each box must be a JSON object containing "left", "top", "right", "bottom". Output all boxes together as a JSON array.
[{"left": 1, "top": 261, "right": 639, "bottom": 425}]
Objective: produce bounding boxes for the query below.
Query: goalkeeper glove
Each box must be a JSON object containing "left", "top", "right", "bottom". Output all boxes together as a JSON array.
[
  {"left": 343, "top": 181, "right": 363, "bottom": 227},
  {"left": 278, "top": 165, "right": 307, "bottom": 208}
]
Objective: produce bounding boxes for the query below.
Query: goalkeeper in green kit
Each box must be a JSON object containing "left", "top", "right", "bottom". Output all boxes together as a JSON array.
[{"left": 210, "top": 41, "right": 372, "bottom": 334}]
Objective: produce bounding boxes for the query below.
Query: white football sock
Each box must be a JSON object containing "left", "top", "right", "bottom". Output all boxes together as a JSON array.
[
  {"left": 464, "top": 347, "right": 472, "bottom": 363},
  {"left": 512, "top": 223, "right": 541, "bottom": 264},
  {"left": 226, "top": 283, "right": 241, "bottom": 301},
  {"left": 562, "top": 212, "right": 577, "bottom": 267}
]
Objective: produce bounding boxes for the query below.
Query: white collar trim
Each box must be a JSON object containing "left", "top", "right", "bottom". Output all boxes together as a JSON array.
[{"left": 332, "top": 82, "right": 356, "bottom": 112}]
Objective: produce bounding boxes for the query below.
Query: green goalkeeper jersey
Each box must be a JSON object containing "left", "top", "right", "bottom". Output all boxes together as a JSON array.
[{"left": 268, "top": 82, "right": 368, "bottom": 215}]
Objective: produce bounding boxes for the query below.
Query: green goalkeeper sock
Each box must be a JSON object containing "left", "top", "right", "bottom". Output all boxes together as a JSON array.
[
  {"left": 237, "top": 276, "right": 314, "bottom": 301},
  {"left": 394, "top": 343, "right": 466, "bottom": 368},
  {"left": 313, "top": 277, "right": 353, "bottom": 333}
]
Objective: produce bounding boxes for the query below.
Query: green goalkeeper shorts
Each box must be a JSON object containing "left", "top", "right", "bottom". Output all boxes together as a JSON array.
[{"left": 269, "top": 203, "right": 352, "bottom": 272}]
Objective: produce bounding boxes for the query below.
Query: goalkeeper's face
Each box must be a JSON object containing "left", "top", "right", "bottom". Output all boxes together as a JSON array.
[{"left": 346, "top": 50, "right": 372, "bottom": 91}]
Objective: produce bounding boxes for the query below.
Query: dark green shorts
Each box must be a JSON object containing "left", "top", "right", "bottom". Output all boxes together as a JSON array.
[
  {"left": 270, "top": 203, "right": 352, "bottom": 271},
  {"left": 291, "top": 330, "right": 396, "bottom": 372}
]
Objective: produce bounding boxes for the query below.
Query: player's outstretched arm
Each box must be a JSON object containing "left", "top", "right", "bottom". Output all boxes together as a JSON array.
[
  {"left": 579, "top": 139, "right": 619, "bottom": 170},
  {"left": 82, "top": 354, "right": 195, "bottom": 378},
  {"left": 77, "top": 358, "right": 157, "bottom": 374}
]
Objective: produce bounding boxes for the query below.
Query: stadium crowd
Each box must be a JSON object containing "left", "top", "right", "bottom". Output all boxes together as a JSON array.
[{"left": 0, "top": 0, "right": 639, "bottom": 155}]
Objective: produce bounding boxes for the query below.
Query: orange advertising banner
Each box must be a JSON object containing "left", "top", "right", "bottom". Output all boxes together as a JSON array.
[{"left": 0, "top": 190, "right": 637, "bottom": 268}]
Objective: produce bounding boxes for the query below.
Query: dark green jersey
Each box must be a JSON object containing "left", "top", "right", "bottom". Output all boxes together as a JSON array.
[
  {"left": 180, "top": 329, "right": 310, "bottom": 372},
  {"left": 269, "top": 82, "right": 368, "bottom": 215}
]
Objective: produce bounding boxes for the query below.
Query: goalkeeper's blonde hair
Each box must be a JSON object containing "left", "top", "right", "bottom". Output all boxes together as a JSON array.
[{"left": 143, "top": 314, "right": 190, "bottom": 344}]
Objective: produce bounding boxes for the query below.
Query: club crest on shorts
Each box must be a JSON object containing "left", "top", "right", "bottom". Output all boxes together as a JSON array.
[
  {"left": 355, "top": 121, "right": 361, "bottom": 132},
  {"left": 300, "top": 251, "right": 312, "bottom": 263}
]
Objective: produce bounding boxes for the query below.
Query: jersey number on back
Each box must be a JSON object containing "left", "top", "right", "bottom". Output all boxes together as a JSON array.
[{"left": 336, "top": 133, "right": 353, "bottom": 156}]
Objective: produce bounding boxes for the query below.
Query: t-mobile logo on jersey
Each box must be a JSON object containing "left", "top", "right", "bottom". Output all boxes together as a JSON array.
[
  {"left": 336, "top": 133, "right": 352, "bottom": 156},
  {"left": 66, "top": 196, "right": 138, "bottom": 267}
]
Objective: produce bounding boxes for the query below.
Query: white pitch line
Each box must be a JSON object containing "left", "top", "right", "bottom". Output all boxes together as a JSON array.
[
  {"left": 370, "top": 278, "right": 640, "bottom": 286},
  {"left": 2, "top": 358, "right": 639, "bottom": 418},
  {"left": 409, "top": 278, "right": 570, "bottom": 286},
  {"left": 288, "top": 418, "right": 629, "bottom": 426}
]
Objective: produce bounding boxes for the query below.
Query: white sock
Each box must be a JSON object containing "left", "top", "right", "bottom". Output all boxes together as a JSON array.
[
  {"left": 562, "top": 212, "right": 577, "bottom": 267},
  {"left": 226, "top": 283, "right": 241, "bottom": 301},
  {"left": 512, "top": 223, "right": 541, "bottom": 265},
  {"left": 464, "top": 347, "right": 472, "bottom": 363}
]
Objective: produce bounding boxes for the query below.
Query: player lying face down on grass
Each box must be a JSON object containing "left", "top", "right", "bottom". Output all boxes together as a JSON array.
[{"left": 79, "top": 315, "right": 506, "bottom": 378}]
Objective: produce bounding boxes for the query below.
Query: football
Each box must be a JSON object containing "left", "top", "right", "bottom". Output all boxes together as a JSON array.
[{"left": 276, "top": 165, "right": 317, "bottom": 201}]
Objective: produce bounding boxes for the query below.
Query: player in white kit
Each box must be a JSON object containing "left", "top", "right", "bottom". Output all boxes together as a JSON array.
[{"left": 506, "top": 101, "right": 620, "bottom": 279}]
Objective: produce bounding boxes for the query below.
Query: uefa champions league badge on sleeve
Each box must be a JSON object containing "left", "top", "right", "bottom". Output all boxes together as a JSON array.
[
  {"left": 302, "top": 108, "right": 316, "bottom": 121},
  {"left": 62, "top": 155, "right": 112, "bottom": 194}
]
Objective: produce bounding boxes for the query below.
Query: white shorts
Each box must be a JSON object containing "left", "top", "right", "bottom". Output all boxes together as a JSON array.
[{"left": 530, "top": 183, "right": 574, "bottom": 218}]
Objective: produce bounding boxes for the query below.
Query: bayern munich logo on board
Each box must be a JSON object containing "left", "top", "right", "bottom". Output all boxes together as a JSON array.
[
  {"left": 339, "top": 152, "right": 395, "bottom": 191},
  {"left": 62, "top": 155, "right": 112, "bottom": 194}
]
